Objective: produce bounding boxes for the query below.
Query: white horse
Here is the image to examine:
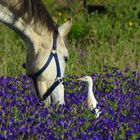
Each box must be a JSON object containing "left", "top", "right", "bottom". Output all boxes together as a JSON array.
[{"left": 0, "top": 0, "right": 72, "bottom": 106}]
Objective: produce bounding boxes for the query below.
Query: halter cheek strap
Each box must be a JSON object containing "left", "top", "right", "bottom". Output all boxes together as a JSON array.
[{"left": 28, "top": 32, "right": 63, "bottom": 105}]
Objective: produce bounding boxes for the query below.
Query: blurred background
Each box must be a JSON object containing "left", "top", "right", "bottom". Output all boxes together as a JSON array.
[{"left": 0, "top": 0, "right": 140, "bottom": 76}]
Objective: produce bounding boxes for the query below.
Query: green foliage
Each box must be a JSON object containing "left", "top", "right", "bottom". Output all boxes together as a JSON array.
[
  {"left": 13, "top": 106, "right": 20, "bottom": 122},
  {"left": 0, "top": 25, "right": 26, "bottom": 76}
]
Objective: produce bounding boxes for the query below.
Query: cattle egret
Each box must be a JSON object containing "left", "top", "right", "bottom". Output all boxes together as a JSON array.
[{"left": 78, "top": 76, "right": 101, "bottom": 118}]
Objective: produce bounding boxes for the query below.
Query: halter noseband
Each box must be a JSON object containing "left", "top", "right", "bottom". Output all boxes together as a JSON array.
[{"left": 28, "top": 31, "right": 63, "bottom": 105}]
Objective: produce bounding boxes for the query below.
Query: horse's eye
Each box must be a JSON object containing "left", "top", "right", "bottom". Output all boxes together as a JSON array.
[{"left": 64, "top": 56, "right": 68, "bottom": 63}]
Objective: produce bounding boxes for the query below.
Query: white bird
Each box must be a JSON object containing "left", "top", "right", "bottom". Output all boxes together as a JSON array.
[{"left": 78, "top": 76, "right": 101, "bottom": 118}]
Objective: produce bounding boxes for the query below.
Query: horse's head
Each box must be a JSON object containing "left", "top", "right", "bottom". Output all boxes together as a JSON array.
[
  {"left": 0, "top": 0, "right": 72, "bottom": 106},
  {"left": 26, "top": 18, "right": 72, "bottom": 106}
]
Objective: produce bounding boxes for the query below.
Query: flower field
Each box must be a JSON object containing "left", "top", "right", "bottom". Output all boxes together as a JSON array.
[{"left": 0, "top": 66, "right": 140, "bottom": 139}]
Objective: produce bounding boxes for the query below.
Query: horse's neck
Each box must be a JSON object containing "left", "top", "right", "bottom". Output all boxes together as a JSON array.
[
  {"left": 0, "top": 4, "right": 32, "bottom": 42},
  {"left": 0, "top": 3, "right": 50, "bottom": 52},
  {"left": 0, "top": 2, "right": 54, "bottom": 74}
]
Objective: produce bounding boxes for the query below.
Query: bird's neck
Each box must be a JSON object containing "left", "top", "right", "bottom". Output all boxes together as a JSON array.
[{"left": 88, "top": 82, "right": 93, "bottom": 97}]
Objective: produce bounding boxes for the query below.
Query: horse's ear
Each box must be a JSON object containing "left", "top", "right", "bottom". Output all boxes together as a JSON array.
[{"left": 58, "top": 17, "right": 72, "bottom": 37}]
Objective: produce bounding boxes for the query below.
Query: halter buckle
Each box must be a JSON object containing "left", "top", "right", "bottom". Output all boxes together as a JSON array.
[
  {"left": 51, "top": 49, "right": 56, "bottom": 54},
  {"left": 56, "top": 77, "right": 64, "bottom": 84}
]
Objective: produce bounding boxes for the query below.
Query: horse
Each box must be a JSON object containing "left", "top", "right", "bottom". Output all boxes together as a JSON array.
[{"left": 0, "top": 0, "right": 72, "bottom": 107}]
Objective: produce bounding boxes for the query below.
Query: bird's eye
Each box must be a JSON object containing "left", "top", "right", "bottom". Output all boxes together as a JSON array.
[{"left": 64, "top": 56, "right": 69, "bottom": 63}]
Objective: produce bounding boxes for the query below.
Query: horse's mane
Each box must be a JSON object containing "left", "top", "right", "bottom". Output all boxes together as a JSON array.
[{"left": 1, "top": 0, "right": 57, "bottom": 32}]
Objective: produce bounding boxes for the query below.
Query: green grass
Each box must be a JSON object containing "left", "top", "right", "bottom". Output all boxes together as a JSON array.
[
  {"left": 0, "top": 0, "right": 140, "bottom": 76},
  {"left": 0, "top": 25, "right": 26, "bottom": 76}
]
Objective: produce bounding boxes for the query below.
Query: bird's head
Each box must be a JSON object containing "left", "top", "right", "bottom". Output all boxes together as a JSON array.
[{"left": 77, "top": 76, "right": 93, "bottom": 83}]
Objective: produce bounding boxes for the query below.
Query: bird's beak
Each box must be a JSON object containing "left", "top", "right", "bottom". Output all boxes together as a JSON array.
[{"left": 77, "top": 77, "right": 85, "bottom": 81}]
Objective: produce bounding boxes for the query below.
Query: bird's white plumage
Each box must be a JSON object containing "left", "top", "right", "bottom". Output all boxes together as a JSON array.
[{"left": 78, "top": 76, "right": 101, "bottom": 118}]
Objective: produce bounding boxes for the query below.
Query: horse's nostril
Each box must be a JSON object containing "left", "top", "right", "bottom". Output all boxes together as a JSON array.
[{"left": 64, "top": 56, "right": 68, "bottom": 63}]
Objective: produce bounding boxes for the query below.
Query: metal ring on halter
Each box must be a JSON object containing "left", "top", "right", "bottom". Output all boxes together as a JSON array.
[
  {"left": 56, "top": 77, "right": 64, "bottom": 84},
  {"left": 38, "top": 98, "right": 44, "bottom": 105},
  {"left": 51, "top": 49, "right": 56, "bottom": 54},
  {"left": 60, "top": 79, "right": 64, "bottom": 84}
]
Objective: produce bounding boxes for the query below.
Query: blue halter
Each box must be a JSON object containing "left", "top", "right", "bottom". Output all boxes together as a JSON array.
[{"left": 29, "top": 31, "right": 63, "bottom": 105}]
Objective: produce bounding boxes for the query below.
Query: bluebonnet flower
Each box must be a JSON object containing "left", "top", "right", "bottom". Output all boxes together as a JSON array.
[
  {"left": 106, "top": 73, "right": 113, "bottom": 78},
  {"left": 125, "top": 67, "right": 129, "bottom": 72},
  {"left": 132, "top": 71, "right": 137, "bottom": 76},
  {"left": 0, "top": 67, "right": 140, "bottom": 139}
]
